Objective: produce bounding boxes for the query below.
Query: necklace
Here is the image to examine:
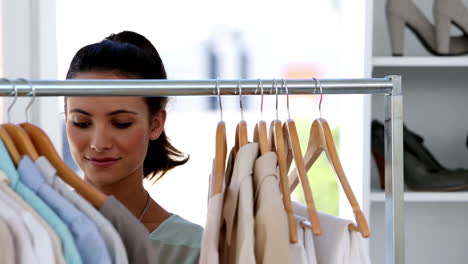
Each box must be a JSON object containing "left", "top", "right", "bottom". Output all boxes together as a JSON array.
[{"left": 138, "top": 192, "right": 151, "bottom": 222}]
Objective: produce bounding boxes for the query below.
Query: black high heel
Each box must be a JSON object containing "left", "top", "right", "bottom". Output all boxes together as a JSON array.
[{"left": 371, "top": 120, "right": 468, "bottom": 191}]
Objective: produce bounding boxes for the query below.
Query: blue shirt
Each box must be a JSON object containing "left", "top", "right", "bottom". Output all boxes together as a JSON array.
[
  {"left": 0, "top": 139, "right": 82, "bottom": 264},
  {"left": 18, "top": 156, "right": 112, "bottom": 264}
]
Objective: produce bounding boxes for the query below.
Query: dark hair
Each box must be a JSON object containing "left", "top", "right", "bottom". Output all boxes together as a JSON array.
[{"left": 66, "top": 31, "right": 189, "bottom": 181}]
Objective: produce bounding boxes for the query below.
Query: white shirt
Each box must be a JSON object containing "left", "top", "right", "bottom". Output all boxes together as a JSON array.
[
  {"left": 0, "top": 170, "right": 65, "bottom": 264},
  {"left": 223, "top": 143, "right": 258, "bottom": 264},
  {"left": 0, "top": 192, "right": 35, "bottom": 264},
  {"left": 0, "top": 211, "right": 15, "bottom": 264},
  {"left": 293, "top": 202, "right": 371, "bottom": 264},
  {"left": 290, "top": 215, "right": 318, "bottom": 264},
  {"left": 0, "top": 189, "right": 55, "bottom": 264},
  {"left": 252, "top": 152, "right": 291, "bottom": 264},
  {"left": 199, "top": 192, "right": 224, "bottom": 264}
]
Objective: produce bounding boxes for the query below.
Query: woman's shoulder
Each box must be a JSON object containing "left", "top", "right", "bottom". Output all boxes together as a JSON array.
[{"left": 150, "top": 214, "right": 203, "bottom": 248}]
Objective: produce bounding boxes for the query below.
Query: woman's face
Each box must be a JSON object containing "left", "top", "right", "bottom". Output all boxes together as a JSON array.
[{"left": 65, "top": 71, "right": 165, "bottom": 187}]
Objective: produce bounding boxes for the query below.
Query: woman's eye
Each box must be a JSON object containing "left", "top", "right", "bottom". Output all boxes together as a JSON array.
[
  {"left": 113, "top": 122, "right": 132, "bottom": 129},
  {"left": 73, "top": 121, "right": 91, "bottom": 128}
]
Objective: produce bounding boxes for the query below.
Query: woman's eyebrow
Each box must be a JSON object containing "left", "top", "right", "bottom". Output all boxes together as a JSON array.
[
  {"left": 69, "top": 109, "right": 137, "bottom": 116},
  {"left": 107, "top": 110, "right": 138, "bottom": 116},
  {"left": 69, "top": 108, "right": 92, "bottom": 116}
]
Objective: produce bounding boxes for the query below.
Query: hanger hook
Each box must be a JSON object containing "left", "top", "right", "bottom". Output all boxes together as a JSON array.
[
  {"left": 237, "top": 81, "right": 244, "bottom": 121},
  {"left": 4, "top": 78, "right": 17, "bottom": 123},
  {"left": 273, "top": 79, "right": 279, "bottom": 120},
  {"left": 254, "top": 79, "right": 264, "bottom": 120},
  {"left": 313, "top": 77, "right": 324, "bottom": 118},
  {"left": 18, "top": 78, "right": 35, "bottom": 122},
  {"left": 215, "top": 77, "right": 223, "bottom": 121},
  {"left": 282, "top": 79, "right": 291, "bottom": 120}
]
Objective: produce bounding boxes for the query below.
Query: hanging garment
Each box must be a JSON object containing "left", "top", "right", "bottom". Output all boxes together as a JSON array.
[
  {"left": 252, "top": 152, "right": 290, "bottom": 264},
  {"left": 18, "top": 156, "right": 112, "bottom": 264},
  {"left": 35, "top": 156, "right": 128, "bottom": 264},
  {"left": 100, "top": 196, "right": 158, "bottom": 264},
  {"left": 150, "top": 214, "right": 204, "bottom": 264},
  {"left": 0, "top": 190, "right": 55, "bottom": 264},
  {"left": 219, "top": 147, "right": 236, "bottom": 264},
  {"left": 289, "top": 216, "right": 317, "bottom": 264},
  {"left": 0, "top": 139, "right": 82, "bottom": 264},
  {"left": 199, "top": 191, "right": 224, "bottom": 264},
  {"left": 223, "top": 143, "right": 258, "bottom": 264},
  {"left": 199, "top": 158, "right": 225, "bottom": 264},
  {"left": 0, "top": 195, "right": 35, "bottom": 264},
  {"left": 0, "top": 170, "right": 65, "bottom": 264},
  {"left": 292, "top": 202, "right": 371, "bottom": 264},
  {"left": 0, "top": 217, "right": 15, "bottom": 264}
]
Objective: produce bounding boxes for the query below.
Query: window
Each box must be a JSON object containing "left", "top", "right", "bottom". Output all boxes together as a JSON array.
[{"left": 55, "top": 0, "right": 366, "bottom": 225}]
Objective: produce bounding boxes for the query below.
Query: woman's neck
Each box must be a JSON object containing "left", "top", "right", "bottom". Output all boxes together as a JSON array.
[
  {"left": 84, "top": 171, "right": 172, "bottom": 230},
  {"left": 85, "top": 171, "right": 148, "bottom": 219}
]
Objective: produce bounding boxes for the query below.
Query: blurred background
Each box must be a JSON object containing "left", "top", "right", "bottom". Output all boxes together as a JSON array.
[{"left": 0, "top": 0, "right": 368, "bottom": 226}]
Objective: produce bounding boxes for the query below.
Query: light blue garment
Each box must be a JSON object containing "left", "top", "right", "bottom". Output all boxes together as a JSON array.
[
  {"left": 150, "top": 214, "right": 203, "bottom": 264},
  {"left": 36, "top": 156, "right": 128, "bottom": 264},
  {"left": 0, "top": 139, "right": 82, "bottom": 264},
  {"left": 18, "top": 156, "right": 112, "bottom": 264}
]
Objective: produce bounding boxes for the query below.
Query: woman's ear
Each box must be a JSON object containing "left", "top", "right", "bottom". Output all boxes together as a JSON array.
[{"left": 149, "top": 109, "right": 166, "bottom": 140}]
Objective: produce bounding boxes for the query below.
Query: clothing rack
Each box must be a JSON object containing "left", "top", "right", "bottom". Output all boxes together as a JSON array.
[{"left": 0, "top": 76, "right": 404, "bottom": 264}]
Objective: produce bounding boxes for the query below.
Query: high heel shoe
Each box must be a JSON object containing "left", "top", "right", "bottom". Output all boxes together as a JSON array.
[
  {"left": 434, "top": 0, "right": 468, "bottom": 54},
  {"left": 371, "top": 120, "right": 468, "bottom": 191},
  {"left": 386, "top": 0, "right": 468, "bottom": 56}
]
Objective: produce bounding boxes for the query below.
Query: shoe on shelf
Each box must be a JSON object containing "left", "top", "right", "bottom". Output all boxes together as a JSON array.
[
  {"left": 434, "top": 0, "right": 468, "bottom": 54},
  {"left": 386, "top": 0, "right": 468, "bottom": 56},
  {"left": 371, "top": 120, "right": 468, "bottom": 191}
]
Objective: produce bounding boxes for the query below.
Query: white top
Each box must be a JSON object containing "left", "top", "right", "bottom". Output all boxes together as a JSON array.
[
  {"left": 199, "top": 192, "right": 224, "bottom": 264},
  {"left": 252, "top": 152, "right": 291, "bottom": 264},
  {"left": 35, "top": 156, "right": 128, "bottom": 264},
  {"left": 0, "top": 192, "right": 35, "bottom": 264},
  {"left": 0, "top": 190, "right": 55, "bottom": 264},
  {"left": 0, "top": 215, "right": 15, "bottom": 264},
  {"left": 222, "top": 143, "right": 258, "bottom": 264},
  {"left": 290, "top": 215, "right": 318, "bottom": 264},
  {"left": 0, "top": 170, "right": 65, "bottom": 264},
  {"left": 293, "top": 202, "right": 371, "bottom": 264}
]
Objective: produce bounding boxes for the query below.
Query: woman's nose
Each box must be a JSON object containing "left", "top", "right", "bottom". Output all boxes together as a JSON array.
[{"left": 89, "top": 126, "right": 113, "bottom": 152}]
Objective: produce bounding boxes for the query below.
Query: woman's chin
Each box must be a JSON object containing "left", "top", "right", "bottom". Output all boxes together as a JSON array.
[{"left": 83, "top": 172, "right": 124, "bottom": 188}]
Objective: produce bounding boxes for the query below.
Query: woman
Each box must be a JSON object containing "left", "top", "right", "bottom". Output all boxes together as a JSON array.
[{"left": 65, "top": 31, "right": 203, "bottom": 263}]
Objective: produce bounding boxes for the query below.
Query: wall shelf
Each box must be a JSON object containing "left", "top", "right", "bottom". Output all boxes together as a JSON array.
[
  {"left": 371, "top": 190, "right": 468, "bottom": 202},
  {"left": 373, "top": 56, "right": 468, "bottom": 67}
]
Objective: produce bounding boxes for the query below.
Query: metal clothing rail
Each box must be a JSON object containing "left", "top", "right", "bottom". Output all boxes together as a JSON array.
[{"left": 0, "top": 76, "right": 404, "bottom": 264}]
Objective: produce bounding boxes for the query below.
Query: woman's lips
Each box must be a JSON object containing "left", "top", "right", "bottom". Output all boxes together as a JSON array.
[{"left": 86, "top": 157, "right": 121, "bottom": 168}]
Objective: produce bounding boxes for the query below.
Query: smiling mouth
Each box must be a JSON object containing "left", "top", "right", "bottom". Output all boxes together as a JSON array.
[{"left": 85, "top": 157, "right": 121, "bottom": 168}]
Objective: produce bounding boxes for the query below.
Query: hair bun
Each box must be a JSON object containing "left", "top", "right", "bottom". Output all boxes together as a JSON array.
[{"left": 106, "top": 31, "right": 158, "bottom": 57}]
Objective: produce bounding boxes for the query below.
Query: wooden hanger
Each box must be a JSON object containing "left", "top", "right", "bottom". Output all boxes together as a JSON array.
[
  {"left": 252, "top": 80, "right": 270, "bottom": 154},
  {"left": 270, "top": 120, "right": 297, "bottom": 243},
  {"left": 2, "top": 124, "right": 40, "bottom": 161},
  {"left": 288, "top": 118, "right": 370, "bottom": 238},
  {"left": 234, "top": 82, "right": 248, "bottom": 154},
  {"left": 254, "top": 121, "right": 269, "bottom": 154},
  {"left": 0, "top": 126, "right": 21, "bottom": 166},
  {"left": 20, "top": 123, "right": 106, "bottom": 208},
  {"left": 269, "top": 80, "right": 297, "bottom": 243},
  {"left": 281, "top": 80, "right": 321, "bottom": 235},
  {"left": 210, "top": 81, "right": 227, "bottom": 197}
]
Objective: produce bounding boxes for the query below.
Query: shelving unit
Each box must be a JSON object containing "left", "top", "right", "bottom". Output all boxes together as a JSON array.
[
  {"left": 367, "top": 0, "right": 468, "bottom": 264},
  {"left": 370, "top": 190, "right": 468, "bottom": 203},
  {"left": 373, "top": 56, "right": 468, "bottom": 67}
]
